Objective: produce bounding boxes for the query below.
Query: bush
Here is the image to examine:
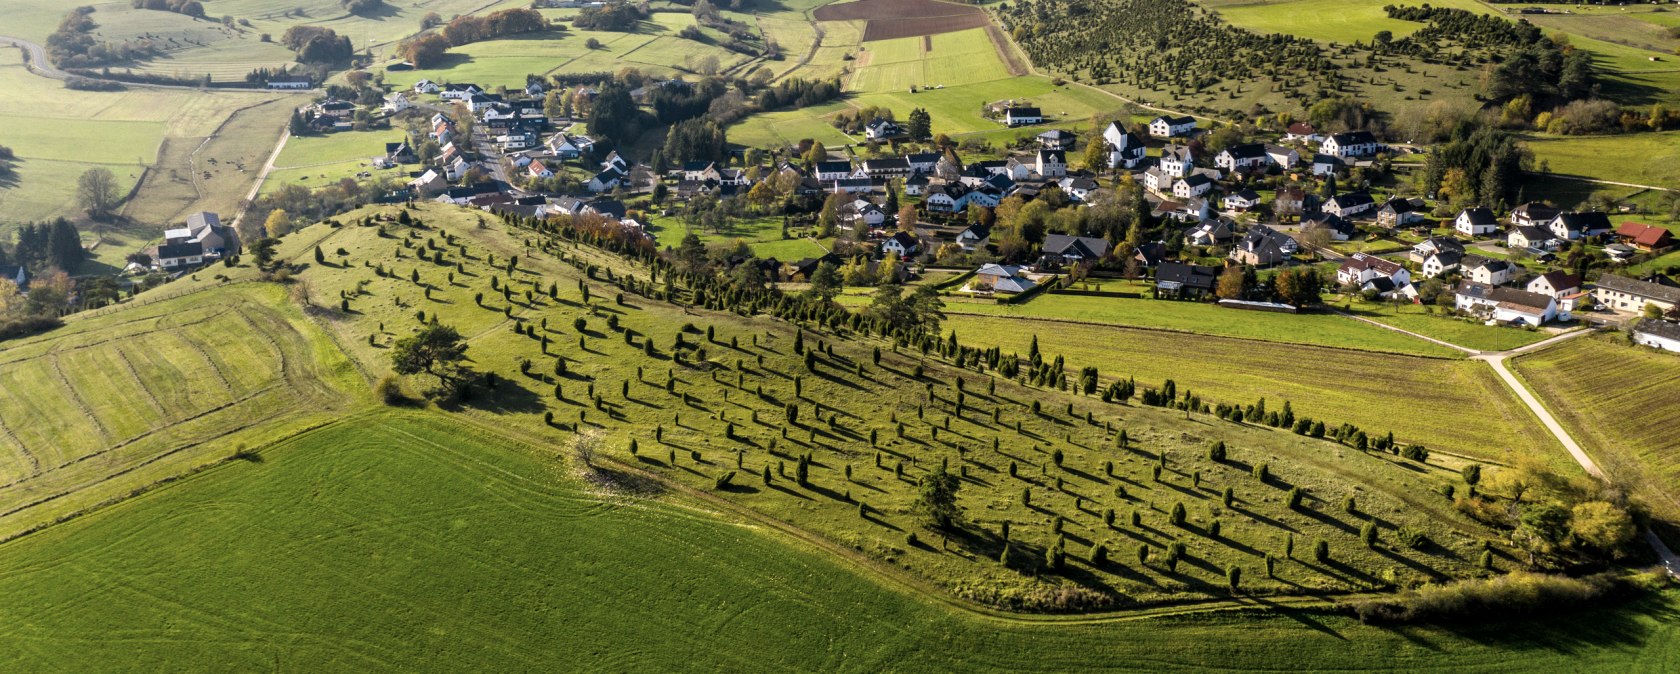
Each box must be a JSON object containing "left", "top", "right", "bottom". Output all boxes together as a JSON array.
[
  {"left": 374, "top": 374, "right": 405, "bottom": 405},
  {"left": 1347, "top": 571, "right": 1669, "bottom": 625},
  {"left": 1396, "top": 526, "right": 1431, "bottom": 550}
]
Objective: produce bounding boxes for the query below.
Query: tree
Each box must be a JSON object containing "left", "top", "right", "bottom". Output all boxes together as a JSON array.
[
  {"left": 264, "top": 209, "right": 291, "bottom": 238},
  {"left": 76, "top": 168, "right": 121, "bottom": 219},
  {"left": 397, "top": 33, "right": 451, "bottom": 69},
  {"left": 1273, "top": 267, "right": 1321, "bottom": 307},
  {"left": 907, "top": 107, "right": 931, "bottom": 140},
  {"left": 807, "top": 261, "right": 841, "bottom": 303},
  {"left": 1215, "top": 265, "right": 1247, "bottom": 300},
  {"left": 391, "top": 323, "right": 470, "bottom": 387},
  {"left": 1084, "top": 134, "right": 1108, "bottom": 170},
  {"left": 1569, "top": 501, "right": 1634, "bottom": 554},
  {"left": 912, "top": 466, "right": 963, "bottom": 530}
]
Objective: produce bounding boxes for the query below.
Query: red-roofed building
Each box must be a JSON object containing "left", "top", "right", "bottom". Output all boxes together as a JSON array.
[{"left": 1616, "top": 222, "right": 1674, "bottom": 253}]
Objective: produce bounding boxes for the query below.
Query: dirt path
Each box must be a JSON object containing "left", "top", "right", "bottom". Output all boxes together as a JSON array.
[
  {"left": 983, "top": 24, "right": 1028, "bottom": 77},
  {"left": 237, "top": 129, "right": 291, "bottom": 228}
]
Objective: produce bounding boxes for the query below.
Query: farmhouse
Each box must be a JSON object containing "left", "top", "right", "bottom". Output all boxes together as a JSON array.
[
  {"left": 1594, "top": 274, "right": 1680, "bottom": 314},
  {"left": 1455, "top": 282, "right": 1561, "bottom": 325},
  {"left": 1320, "top": 131, "right": 1379, "bottom": 158},
  {"left": 1214, "top": 143, "right": 1269, "bottom": 172},
  {"left": 1103, "top": 122, "right": 1147, "bottom": 169},
  {"left": 1454, "top": 207, "right": 1499, "bottom": 237},
  {"left": 1148, "top": 115, "right": 1196, "bottom": 138},
  {"left": 1004, "top": 106, "right": 1043, "bottom": 127},
  {"left": 814, "top": 161, "right": 855, "bottom": 182},
  {"left": 971, "top": 263, "right": 1036, "bottom": 294},
  {"left": 1633, "top": 320, "right": 1680, "bottom": 352},
  {"left": 1155, "top": 262, "right": 1219, "bottom": 299},
  {"left": 1615, "top": 222, "right": 1673, "bottom": 252},
  {"left": 905, "top": 152, "right": 940, "bottom": 174},
  {"left": 862, "top": 157, "right": 913, "bottom": 179}
]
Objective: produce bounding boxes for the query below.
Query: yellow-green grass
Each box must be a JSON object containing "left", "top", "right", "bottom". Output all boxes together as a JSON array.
[
  {"left": 1525, "top": 131, "right": 1680, "bottom": 188},
  {"left": 125, "top": 96, "right": 300, "bottom": 227},
  {"left": 0, "top": 283, "right": 359, "bottom": 541},
  {"left": 237, "top": 203, "right": 1508, "bottom": 605},
  {"left": 1337, "top": 298, "right": 1555, "bottom": 353},
  {"left": 1553, "top": 33, "right": 1680, "bottom": 106},
  {"left": 1519, "top": 10, "right": 1680, "bottom": 59},
  {"left": 944, "top": 313, "right": 1562, "bottom": 465},
  {"left": 726, "top": 101, "right": 857, "bottom": 149},
  {"left": 79, "top": 4, "right": 299, "bottom": 82},
  {"left": 757, "top": 15, "right": 823, "bottom": 78},
  {"left": 377, "top": 24, "right": 748, "bottom": 89},
  {"left": 849, "top": 28, "right": 1013, "bottom": 93},
  {"left": 1203, "top": 0, "right": 1492, "bottom": 44},
  {"left": 1, "top": 410, "right": 1675, "bottom": 670},
  {"left": 944, "top": 291, "right": 1461, "bottom": 357},
  {"left": 201, "top": 0, "right": 518, "bottom": 56},
  {"left": 1511, "top": 334, "right": 1680, "bottom": 532},
  {"left": 261, "top": 127, "right": 409, "bottom": 196}
]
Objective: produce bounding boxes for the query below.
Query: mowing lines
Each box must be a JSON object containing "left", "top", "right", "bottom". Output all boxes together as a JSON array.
[{"left": 848, "top": 28, "right": 1013, "bottom": 92}]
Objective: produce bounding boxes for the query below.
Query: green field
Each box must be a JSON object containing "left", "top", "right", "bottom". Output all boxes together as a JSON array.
[
  {"left": 1337, "top": 298, "right": 1556, "bottom": 353},
  {"left": 645, "top": 214, "right": 832, "bottom": 260},
  {"left": 944, "top": 313, "right": 1562, "bottom": 465},
  {"left": 1511, "top": 334, "right": 1680, "bottom": 531},
  {"left": 0, "top": 283, "right": 359, "bottom": 541},
  {"left": 945, "top": 290, "right": 1462, "bottom": 357},
  {"left": 850, "top": 29, "right": 1013, "bottom": 93},
  {"left": 261, "top": 127, "right": 409, "bottom": 196},
  {"left": 1204, "top": 0, "right": 1492, "bottom": 44},
  {"left": 1526, "top": 131, "right": 1680, "bottom": 189},
  {"left": 0, "top": 410, "right": 1673, "bottom": 670}
]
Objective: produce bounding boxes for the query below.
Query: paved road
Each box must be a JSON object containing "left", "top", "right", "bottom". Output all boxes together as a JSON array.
[{"left": 1, "top": 34, "right": 311, "bottom": 92}]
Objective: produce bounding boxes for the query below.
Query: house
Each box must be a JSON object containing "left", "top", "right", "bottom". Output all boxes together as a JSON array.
[
  {"left": 443, "top": 156, "right": 472, "bottom": 182},
  {"left": 957, "top": 223, "right": 991, "bottom": 252},
  {"left": 528, "top": 160, "right": 554, "bottom": 179},
  {"left": 1375, "top": 197, "right": 1425, "bottom": 228},
  {"left": 440, "top": 83, "right": 483, "bottom": 100},
  {"left": 1310, "top": 153, "right": 1340, "bottom": 177},
  {"left": 905, "top": 152, "right": 941, "bottom": 174},
  {"left": 1004, "top": 106, "right": 1043, "bottom": 127},
  {"left": 382, "top": 93, "right": 414, "bottom": 114},
  {"left": 847, "top": 200, "right": 887, "bottom": 228},
  {"left": 1158, "top": 144, "right": 1194, "bottom": 177},
  {"left": 1155, "top": 262, "right": 1219, "bottom": 298},
  {"left": 1148, "top": 115, "right": 1197, "bottom": 138},
  {"left": 1037, "top": 129, "right": 1076, "bottom": 150},
  {"left": 1361, "top": 276, "right": 1419, "bottom": 301},
  {"left": 1408, "top": 238, "right": 1461, "bottom": 267},
  {"left": 1301, "top": 213, "right": 1356, "bottom": 242},
  {"left": 1274, "top": 187, "right": 1306, "bottom": 218},
  {"left": 830, "top": 177, "right": 875, "bottom": 194},
  {"left": 265, "top": 75, "right": 312, "bottom": 90},
  {"left": 1508, "top": 225, "right": 1556, "bottom": 251},
  {"left": 1322, "top": 191, "right": 1374, "bottom": 218},
  {"left": 1320, "top": 131, "right": 1379, "bottom": 158},
  {"left": 1155, "top": 197, "right": 1213, "bottom": 224},
  {"left": 881, "top": 231, "right": 920, "bottom": 258},
  {"left": 1632, "top": 320, "right": 1680, "bottom": 352},
  {"left": 1173, "top": 173, "right": 1213, "bottom": 199},
  {"left": 1337, "top": 252, "right": 1411, "bottom": 288},
  {"left": 1133, "top": 241, "right": 1169, "bottom": 268},
  {"left": 862, "top": 157, "right": 913, "bottom": 179},
  {"left": 152, "top": 241, "right": 205, "bottom": 269},
  {"left": 161, "top": 211, "right": 239, "bottom": 261},
  {"left": 1549, "top": 211, "right": 1613, "bottom": 241},
  {"left": 814, "top": 160, "right": 854, "bottom": 182},
  {"left": 1615, "top": 222, "right": 1674, "bottom": 253},
  {"left": 385, "top": 141, "right": 416, "bottom": 164},
  {"left": 1462, "top": 255, "right": 1514, "bottom": 286},
  {"left": 586, "top": 167, "right": 623, "bottom": 193},
  {"left": 1039, "top": 234, "right": 1111, "bottom": 268},
  {"left": 1229, "top": 225, "right": 1297, "bottom": 266},
  {"left": 408, "top": 169, "right": 447, "bottom": 197},
  {"left": 1223, "top": 189, "right": 1262, "bottom": 212},
  {"left": 904, "top": 173, "right": 929, "bottom": 196},
  {"left": 314, "top": 99, "right": 355, "bottom": 118},
  {"left": 1103, "top": 122, "right": 1147, "bottom": 169},
  {"left": 1214, "top": 143, "right": 1269, "bottom": 172},
  {"left": 1455, "top": 281, "right": 1561, "bottom": 325},
  {"left": 864, "top": 117, "right": 904, "bottom": 141},
  {"left": 1184, "top": 218, "right": 1235, "bottom": 247},
  {"left": 1035, "top": 149, "right": 1067, "bottom": 178},
  {"left": 1421, "top": 249, "right": 1464, "bottom": 278},
  {"left": 972, "top": 264, "right": 1036, "bottom": 294},
  {"left": 1527, "top": 271, "right": 1581, "bottom": 299},
  {"left": 1594, "top": 274, "right": 1680, "bottom": 314},
  {"left": 1058, "top": 176, "right": 1100, "bottom": 202},
  {"left": 1264, "top": 145, "right": 1299, "bottom": 170},
  {"left": 1454, "top": 207, "right": 1499, "bottom": 237},
  {"left": 1510, "top": 202, "right": 1560, "bottom": 229},
  {"left": 1283, "top": 122, "right": 1321, "bottom": 143},
  {"left": 412, "top": 80, "right": 440, "bottom": 94}
]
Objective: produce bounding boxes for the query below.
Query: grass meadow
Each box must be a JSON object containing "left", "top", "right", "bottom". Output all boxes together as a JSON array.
[
  {"left": 849, "top": 28, "right": 1013, "bottom": 92},
  {"left": 1334, "top": 297, "right": 1556, "bottom": 353},
  {"left": 1203, "top": 0, "right": 1492, "bottom": 44},
  {"left": 0, "top": 283, "right": 360, "bottom": 541},
  {"left": 260, "top": 126, "right": 409, "bottom": 196},
  {"left": 0, "top": 410, "right": 1673, "bottom": 670},
  {"left": 1525, "top": 131, "right": 1680, "bottom": 189},
  {"left": 942, "top": 313, "right": 1563, "bottom": 466},
  {"left": 1511, "top": 334, "right": 1680, "bottom": 536}
]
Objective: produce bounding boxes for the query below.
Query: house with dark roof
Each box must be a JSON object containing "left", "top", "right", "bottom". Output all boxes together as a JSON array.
[
  {"left": 1508, "top": 225, "right": 1557, "bottom": 251},
  {"left": 972, "top": 263, "right": 1036, "bottom": 294},
  {"left": 1595, "top": 274, "right": 1680, "bottom": 314},
  {"left": 1154, "top": 262, "right": 1219, "bottom": 298},
  {"left": 1322, "top": 191, "right": 1374, "bottom": 218},
  {"left": 957, "top": 223, "right": 991, "bottom": 252},
  {"left": 1454, "top": 207, "right": 1499, "bottom": 237},
  {"left": 1229, "top": 225, "right": 1297, "bottom": 266},
  {"left": 881, "top": 231, "right": 920, "bottom": 258},
  {"left": 1148, "top": 115, "right": 1197, "bottom": 138},
  {"left": 1004, "top": 106, "right": 1043, "bottom": 127},
  {"left": 1549, "top": 211, "right": 1613, "bottom": 241},
  {"left": 1038, "top": 234, "right": 1111, "bottom": 269},
  {"left": 1337, "top": 252, "right": 1409, "bottom": 287},
  {"left": 1184, "top": 218, "right": 1235, "bottom": 248},
  {"left": 813, "top": 161, "right": 854, "bottom": 182},
  {"left": 1376, "top": 197, "right": 1426, "bottom": 228},
  {"left": 1320, "top": 131, "right": 1379, "bottom": 158},
  {"left": 1214, "top": 143, "right": 1268, "bottom": 172},
  {"left": 1302, "top": 213, "right": 1356, "bottom": 242},
  {"left": 1103, "top": 122, "right": 1147, "bottom": 169},
  {"left": 1527, "top": 271, "right": 1581, "bottom": 299},
  {"left": 1633, "top": 319, "right": 1680, "bottom": 352},
  {"left": 1037, "top": 129, "right": 1076, "bottom": 150},
  {"left": 1510, "top": 202, "right": 1560, "bottom": 229}
]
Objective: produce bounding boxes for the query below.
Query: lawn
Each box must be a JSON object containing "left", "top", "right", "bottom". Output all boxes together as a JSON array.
[
  {"left": 0, "top": 283, "right": 360, "bottom": 541},
  {"left": 1511, "top": 334, "right": 1680, "bottom": 534},
  {"left": 0, "top": 410, "right": 1674, "bottom": 670},
  {"left": 943, "top": 313, "right": 1562, "bottom": 465},
  {"left": 1336, "top": 298, "right": 1556, "bottom": 353},
  {"left": 944, "top": 289, "right": 1462, "bottom": 357},
  {"left": 850, "top": 28, "right": 1013, "bottom": 92},
  {"left": 1525, "top": 131, "right": 1680, "bottom": 189}
]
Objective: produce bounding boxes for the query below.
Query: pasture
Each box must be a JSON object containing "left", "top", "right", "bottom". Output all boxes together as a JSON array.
[
  {"left": 1203, "top": 0, "right": 1492, "bottom": 44},
  {"left": 0, "top": 283, "right": 359, "bottom": 542},
  {"left": 943, "top": 314, "right": 1562, "bottom": 465},
  {"left": 0, "top": 410, "right": 1673, "bottom": 670},
  {"left": 260, "top": 127, "right": 409, "bottom": 196},
  {"left": 1525, "top": 131, "right": 1680, "bottom": 189},
  {"left": 1511, "top": 334, "right": 1680, "bottom": 533}
]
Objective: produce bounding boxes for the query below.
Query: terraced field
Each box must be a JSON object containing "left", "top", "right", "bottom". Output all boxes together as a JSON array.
[
  {"left": 0, "top": 283, "right": 359, "bottom": 540},
  {"left": 1511, "top": 334, "right": 1680, "bottom": 528}
]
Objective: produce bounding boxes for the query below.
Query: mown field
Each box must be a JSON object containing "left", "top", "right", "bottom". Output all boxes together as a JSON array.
[
  {"left": 849, "top": 28, "right": 1013, "bottom": 92},
  {"left": 644, "top": 213, "right": 833, "bottom": 260},
  {"left": 1202, "top": 0, "right": 1492, "bottom": 44},
  {"left": 261, "top": 126, "right": 409, "bottom": 196},
  {"left": 945, "top": 291, "right": 1461, "bottom": 357},
  {"left": 1525, "top": 131, "right": 1680, "bottom": 190},
  {"left": 943, "top": 313, "right": 1562, "bottom": 466},
  {"left": 1511, "top": 334, "right": 1680, "bottom": 531},
  {"left": 0, "top": 410, "right": 1674, "bottom": 670},
  {"left": 0, "top": 283, "right": 360, "bottom": 541}
]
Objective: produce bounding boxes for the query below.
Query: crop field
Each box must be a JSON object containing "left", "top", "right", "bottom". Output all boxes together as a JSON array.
[
  {"left": 945, "top": 291, "right": 1461, "bottom": 357},
  {"left": 944, "top": 313, "right": 1561, "bottom": 465},
  {"left": 1525, "top": 131, "right": 1680, "bottom": 189},
  {"left": 1518, "top": 8, "right": 1680, "bottom": 59},
  {"left": 849, "top": 28, "right": 1013, "bottom": 92},
  {"left": 1511, "top": 334, "right": 1680, "bottom": 529},
  {"left": 0, "top": 283, "right": 358, "bottom": 542},
  {"left": 814, "top": 0, "right": 992, "bottom": 42},
  {"left": 77, "top": 4, "right": 298, "bottom": 83},
  {"left": 0, "top": 411, "right": 1674, "bottom": 670}
]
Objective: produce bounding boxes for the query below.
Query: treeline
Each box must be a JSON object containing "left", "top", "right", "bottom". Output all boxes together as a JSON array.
[
  {"left": 1383, "top": 5, "right": 1542, "bottom": 50},
  {"left": 573, "top": 3, "right": 645, "bottom": 31},
  {"left": 129, "top": 0, "right": 206, "bottom": 18},
  {"left": 340, "top": 0, "right": 386, "bottom": 16},
  {"left": 1419, "top": 125, "right": 1530, "bottom": 210},
  {"left": 247, "top": 180, "right": 401, "bottom": 242},
  {"left": 650, "top": 79, "right": 729, "bottom": 124},
  {"left": 7, "top": 219, "right": 86, "bottom": 273},
  {"left": 0, "top": 145, "right": 15, "bottom": 181},
  {"left": 398, "top": 8, "right": 549, "bottom": 68},
  {"left": 280, "top": 26, "right": 354, "bottom": 65},
  {"left": 47, "top": 7, "right": 160, "bottom": 68},
  {"left": 754, "top": 77, "right": 843, "bottom": 112},
  {"left": 1348, "top": 571, "right": 1668, "bottom": 625},
  {"left": 662, "top": 118, "right": 728, "bottom": 164}
]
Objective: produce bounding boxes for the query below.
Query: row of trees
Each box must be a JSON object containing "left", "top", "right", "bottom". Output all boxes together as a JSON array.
[
  {"left": 4, "top": 219, "right": 86, "bottom": 273},
  {"left": 46, "top": 6, "right": 160, "bottom": 68},
  {"left": 280, "top": 26, "right": 355, "bottom": 65}
]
